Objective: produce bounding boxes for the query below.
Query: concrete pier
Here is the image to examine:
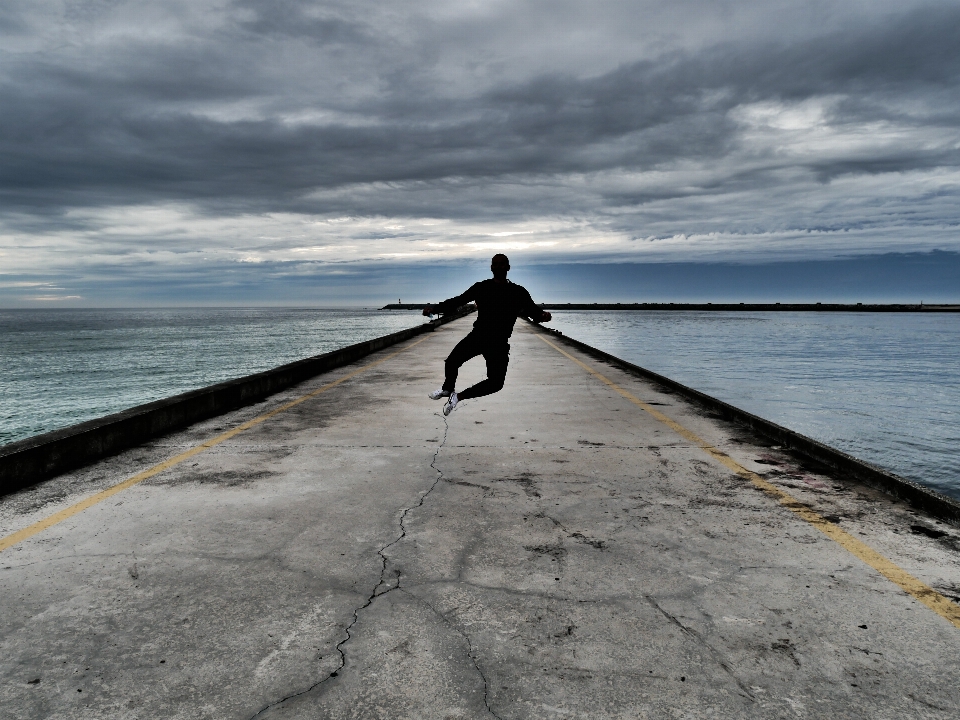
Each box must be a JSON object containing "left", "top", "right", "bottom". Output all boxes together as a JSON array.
[{"left": 2, "top": 316, "right": 960, "bottom": 719}]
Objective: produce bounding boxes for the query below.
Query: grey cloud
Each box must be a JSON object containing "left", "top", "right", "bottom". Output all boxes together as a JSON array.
[
  {"left": 2, "top": 5, "right": 957, "bottom": 202},
  {"left": 1, "top": 0, "right": 959, "bottom": 280},
  {"left": 232, "top": 0, "right": 370, "bottom": 44}
]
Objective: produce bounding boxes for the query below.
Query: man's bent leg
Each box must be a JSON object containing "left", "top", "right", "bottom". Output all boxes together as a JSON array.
[
  {"left": 456, "top": 342, "right": 509, "bottom": 400},
  {"left": 443, "top": 332, "right": 484, "bottom": 392}
]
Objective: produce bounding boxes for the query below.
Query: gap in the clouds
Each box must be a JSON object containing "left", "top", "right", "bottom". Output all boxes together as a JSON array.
[
  {"left": 515, "top": 250, "right": 960, "bottom": 306},
  {"left": 377, "top": 250, "right": 959, "bottom": 307},
  {"left": 1, "top": 250, "right": 956, "bottom": 308}
]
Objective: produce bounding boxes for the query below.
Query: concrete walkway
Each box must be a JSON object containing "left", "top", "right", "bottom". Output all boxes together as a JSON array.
[{"left": 2, "top": 317, "right": 960, "bottom": 719}]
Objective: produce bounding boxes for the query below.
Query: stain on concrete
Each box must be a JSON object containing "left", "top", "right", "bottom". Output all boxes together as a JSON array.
[{"left": 494, "top": 473, "right": 541, "bottom": 498}]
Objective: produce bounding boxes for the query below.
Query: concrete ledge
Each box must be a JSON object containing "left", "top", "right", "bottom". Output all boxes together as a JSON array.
[
  {"left": 533, "top": 322, "right": 960, "bottom": 526},
  {"left": 0, "top": 308, "right": 475, "bottom": 497}
]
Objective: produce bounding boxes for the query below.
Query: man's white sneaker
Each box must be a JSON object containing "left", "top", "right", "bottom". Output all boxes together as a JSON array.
[
  {"left": 428, "top": 388, "right": 451, "bottom": 400},
  {"left": 443, "top": 392, "right": 459, "bottom": 416}
]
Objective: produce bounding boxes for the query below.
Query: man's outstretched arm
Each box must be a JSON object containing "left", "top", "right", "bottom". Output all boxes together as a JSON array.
[
  {"left": 530, "top": 307, "right": 552, "bottom": 323},
  {"left": 520, "top": 289, "right": 552, "bottom": 323},
  {"left": 422, "top": 284, "right": 478, "bottom": 317}
]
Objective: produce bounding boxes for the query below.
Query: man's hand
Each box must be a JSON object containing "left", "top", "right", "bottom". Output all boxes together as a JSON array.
[
  {"left": 540, "top": 310, "right": 552, "bottom": 322},
  {"left": 422, "top": 304, "right": 434, "bottom": 317}
]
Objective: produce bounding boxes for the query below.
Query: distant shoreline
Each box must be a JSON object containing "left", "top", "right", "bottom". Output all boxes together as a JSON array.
[{"left": 382, "top": 302, "right": 960, "bottom": 312}]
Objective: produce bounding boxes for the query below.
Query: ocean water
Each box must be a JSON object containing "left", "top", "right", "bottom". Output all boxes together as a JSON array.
[
  {"left": 3, "top": 308, "right": 958, "bottom": 502},
  {"left": 548, "top": 311, "right": 960, "bottom": 500},
  {"left": 0, "top": 308, "right": 426, "bottom": 446}
]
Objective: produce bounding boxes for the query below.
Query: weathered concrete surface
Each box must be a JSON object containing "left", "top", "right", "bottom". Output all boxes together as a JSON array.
[{"left": 2, "top": 317, "right": 960, "bottom": 719}]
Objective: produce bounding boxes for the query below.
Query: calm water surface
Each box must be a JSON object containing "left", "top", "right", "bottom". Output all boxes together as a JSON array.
[
  {"left": 0, "top": 308, "right": 425, "bottom": 446},
  {"left": 3, "top": 308, "right": 958, "bottom": 501},
  {"left": 549, "top": 311, "right": 960, "bottom": 499}
]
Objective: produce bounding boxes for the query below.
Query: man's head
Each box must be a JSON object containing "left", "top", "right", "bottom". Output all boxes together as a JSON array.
[{"left": 491, "top": 253, "right": 510, "bottom": 281}]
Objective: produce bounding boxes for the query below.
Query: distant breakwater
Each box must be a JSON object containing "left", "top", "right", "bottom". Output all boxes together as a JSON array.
[{"left": 383, "top": 302, "right": 960, "bottom": 312}]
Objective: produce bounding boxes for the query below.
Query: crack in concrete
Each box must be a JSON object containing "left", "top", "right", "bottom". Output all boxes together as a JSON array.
[
  {"left": 402, "top": 588, "right": 504, "bottom": 720},
  {"left": 645, "top": 595, "right": 756, "bottom": 702},
  {"left": 248, "top": 413, "right": 450, "bottom": 719}
]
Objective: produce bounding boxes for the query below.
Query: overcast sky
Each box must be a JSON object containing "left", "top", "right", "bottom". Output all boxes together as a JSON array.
[{"left": 2, "top": 0, "right": 959, "bottom": 305}]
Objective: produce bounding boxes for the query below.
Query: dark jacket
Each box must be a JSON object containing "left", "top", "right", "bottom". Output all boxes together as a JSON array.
[{"left": 435, "top": 279, "right": 547, "bottom": 340}]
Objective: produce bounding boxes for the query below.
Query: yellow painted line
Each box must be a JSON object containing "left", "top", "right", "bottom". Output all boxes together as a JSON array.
[
  {"left": 537, "top": 333, "right": 960, "bottom": 629},
  {"left": 0, "top": 335, "right": 432, "bottom": 554}
]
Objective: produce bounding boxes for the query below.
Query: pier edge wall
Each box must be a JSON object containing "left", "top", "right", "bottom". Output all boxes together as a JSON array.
[
  {"left": 531, "top": 322, "right": 960, "bottom": 526},
  {"left": 0, "top": 309, "right": 474, "bottom": 497}
]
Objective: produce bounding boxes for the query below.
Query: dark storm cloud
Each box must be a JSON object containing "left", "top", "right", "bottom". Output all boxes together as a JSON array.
[{"left": 2, "top": 1, "right": 959, "bottom": 224}]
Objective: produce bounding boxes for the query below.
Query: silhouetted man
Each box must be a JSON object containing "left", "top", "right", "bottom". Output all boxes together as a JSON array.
[{"left": 423, "top": 254, "right": 551, "bottom": 415}]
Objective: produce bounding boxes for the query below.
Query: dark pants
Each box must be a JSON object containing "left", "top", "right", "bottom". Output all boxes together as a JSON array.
[{"left": 442, "top": 331, "right": 510, "bottom": 400}]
